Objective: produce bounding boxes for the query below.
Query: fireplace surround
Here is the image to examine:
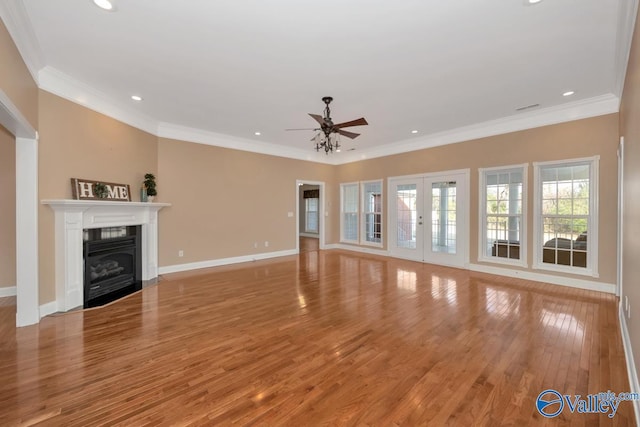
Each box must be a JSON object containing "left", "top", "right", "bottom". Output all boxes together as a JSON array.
[{"left": 43, "top": 200, "right": 170, "bottom": 312}]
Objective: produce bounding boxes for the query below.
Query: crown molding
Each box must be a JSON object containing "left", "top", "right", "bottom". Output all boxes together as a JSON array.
[
  {"left": 38, "top": 66, "right": 335, "bottom": 164},
  {"left": 333, "top": 93, "right": 620, "bottom": 165},
  {"left": 39, "top": 66, "right": 159, "bottom": 136},
  {"left": 1, "top": 1, "right": 633, "bottom": 165},
  {"left": 157, "top": 122, "right": 335, "bottom": 164},
  {"left": 0, "top": 89, "right": 36, "bottom": 139},
  {"left": 613, "top": 0, "right": 639, "bottom": 100},
  {"left": 35, "top": 68, "right": 618, "bottom": 166},
  {"left": 0, "top": 0, "right": 44, "bottom": 83}
]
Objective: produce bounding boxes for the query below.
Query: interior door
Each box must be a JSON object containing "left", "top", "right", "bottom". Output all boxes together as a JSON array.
[{"left": 389, "top": 171, "right": 468, "bottom": 268}]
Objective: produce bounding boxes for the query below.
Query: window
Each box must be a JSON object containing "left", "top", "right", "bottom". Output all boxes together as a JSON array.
[
  {"left": 340, "top": 181, "right": 384, "bottom": 245},
  {"left": 534, "top": 157, "right": 598, "bottom": 276},
  {"left": 362, "top": 181, "right": 383, "bottom": 246},
  {"left": 305, "top": 197, "right": 318, "bottom": 233},
  {"left": 341, "top": 183, "right": 359, "bottom": 242},
  {"left": 479, "top": 165, "right": 527, "bottom": 266}
]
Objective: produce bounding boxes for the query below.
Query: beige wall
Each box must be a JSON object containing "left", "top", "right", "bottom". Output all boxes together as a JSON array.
[
  {"left": 334, "top": 114, "right": 619, "bottom": 284},
  {"left": 157, "top": 138, "right": 334, "bottom": 267},
  {"left": 0, "top": 19, "right": 38, "bottom": 130},
  {"left": 0, "top": 124, "right": 16, "bottom": 289},
  {"left": 619, "top": 0, "right": 640, "bottom": 388},
  {"left": 37, "top": 90, "right": 158, "bottom": 303}
]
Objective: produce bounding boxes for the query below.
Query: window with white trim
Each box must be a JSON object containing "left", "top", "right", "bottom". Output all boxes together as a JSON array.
[
  {"left": 305, "top": 197, "right": 319, "bottom": 233},
  {"left": 479, "top": 165, "right": 527, "bottom": 266},
  {"left": 341, "top": 183, "right": 359, "bottom": 243},
  {"left": 534, "top": 157, "right": 598, "bottom": 276},
  {"left": 362, "top": 180, "right": 383, "bottom": 246}
]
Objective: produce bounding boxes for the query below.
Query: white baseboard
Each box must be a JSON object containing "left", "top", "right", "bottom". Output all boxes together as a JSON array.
[
  {"left": 619, "top": 304, "right": 640, "bottom": 422},
  {"left": 325, "top": 243, "right": 389, "bottom": 257},
  {"left": 299, "top": 233, "right": 319, "bottom": 238},
  {"left": 159, "top": 249, "right": 299, "bottom": 275},
  {"left": 0, "top": 286, "right": 16, "bottom": 297},
  {"left": 325, "top": 244, "right": 615, "bottom": 294},
  {"left": 469, "top": 263, "right": 616, "bottom": 294},
  {"left": 39, "top": 300, "right": 59, "bottom": 319}
]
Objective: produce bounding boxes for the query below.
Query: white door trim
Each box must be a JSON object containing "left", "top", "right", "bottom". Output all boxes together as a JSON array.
[
  {"left": 617, "top": 137, "right": 624, "bottom": 298},
  {"left": 296, "top": 180, "right": 326, "bottom": 251},
  {"left": 0, "top": 89, "right": 39, "bottom": 327},
  {"left": 387, "top": 169, "right": 470, "bottom": 268}
]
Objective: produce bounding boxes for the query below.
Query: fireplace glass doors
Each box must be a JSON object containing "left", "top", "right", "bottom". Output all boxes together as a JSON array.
[{"left": 83, "top": 226, "right": 142, "bottom": 308}]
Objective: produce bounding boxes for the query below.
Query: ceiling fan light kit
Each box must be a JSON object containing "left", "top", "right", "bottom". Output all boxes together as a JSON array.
[{"left": 287, "top": 96, "right": 368, "bottom": 154}]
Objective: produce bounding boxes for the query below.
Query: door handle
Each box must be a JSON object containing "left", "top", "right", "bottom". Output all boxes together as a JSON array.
[{"left": 418, "top": 221, "right": 423, "bottom": 225}]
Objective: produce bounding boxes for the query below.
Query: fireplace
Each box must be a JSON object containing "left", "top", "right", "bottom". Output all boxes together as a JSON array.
[
  {"left": 43, "top": 199, "right": 169, "bottom": 312},
  {"left": 83, "top": 226, "right": 142, "bottom": 308}
]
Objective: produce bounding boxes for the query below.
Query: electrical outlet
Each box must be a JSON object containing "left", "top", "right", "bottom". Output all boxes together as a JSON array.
[
  {"left": 253, "top": 242, "right": 258, "bottom": 248},
  {"left": 178, "top": 250, "right": 184, "bottom": 257},
  {"left": 287, "top": 212, "right": 294, "bottom": 217},
  {"left": 264, "top": 241, "right": 269, "bottom": 247},
  {"left": 625, "top": 296, "right": 629, "bottom": 313}
]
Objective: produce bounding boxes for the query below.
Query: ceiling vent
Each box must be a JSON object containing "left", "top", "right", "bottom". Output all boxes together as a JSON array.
[{"left": 515, "top": 103, "right": 540, "bottom": 112}]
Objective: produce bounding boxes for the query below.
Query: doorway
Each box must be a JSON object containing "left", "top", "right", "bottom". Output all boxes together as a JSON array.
[
  {"left": 0, "top": 91, "right": 39, "bottom": 326},
  {"left": 296, "top": 180, "right": 325, "bottom": 253},
  {"left": 388, "top": 170, "right": 469, "bottom": 268}
]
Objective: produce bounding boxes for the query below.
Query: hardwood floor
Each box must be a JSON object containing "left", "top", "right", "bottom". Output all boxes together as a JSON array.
[
  {"left": 299, "top": 236, "right": 319, "bottom": 253},
  {"left": 0, "top": 248, "right": 634, "bottom": 426}
]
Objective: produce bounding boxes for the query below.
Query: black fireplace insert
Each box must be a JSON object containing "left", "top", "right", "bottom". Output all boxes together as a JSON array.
[{"left": 83, "top": 226, "right": 142, "bottom": 308}]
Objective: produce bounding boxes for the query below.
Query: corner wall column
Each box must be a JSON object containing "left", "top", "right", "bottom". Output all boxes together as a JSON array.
[{"left": 15, "top": 136, "right": 39, "bottom": 326}]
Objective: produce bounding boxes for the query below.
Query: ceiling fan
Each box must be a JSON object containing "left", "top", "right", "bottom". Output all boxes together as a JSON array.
[{"left": 287, "top": 96, "right": 368, "bottom": 153}]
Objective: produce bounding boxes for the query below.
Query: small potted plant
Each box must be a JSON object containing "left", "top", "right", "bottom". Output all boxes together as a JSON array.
[
  {"left": 94, "top": 182, "right": 108, "bottom": 199},
  {"left": 143, "top": 173, "right": 157, "bottom": 202}
]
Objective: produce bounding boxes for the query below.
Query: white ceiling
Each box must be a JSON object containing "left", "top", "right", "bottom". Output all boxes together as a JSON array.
[{"left": 1, "top": 0, "right": 636, "bottom": 164}]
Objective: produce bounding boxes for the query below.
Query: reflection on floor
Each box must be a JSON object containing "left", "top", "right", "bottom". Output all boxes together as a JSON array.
[
  {"left": 299, "top": 235, "right": 319, "bottom": 253},
  {"left": 0, "top": 250, "right": 633, "bottom": 425}
]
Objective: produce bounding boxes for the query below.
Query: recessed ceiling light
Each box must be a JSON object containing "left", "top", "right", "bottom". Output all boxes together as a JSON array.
[
  {"left": 131, "top": 95, "right": 142, "bottom": 101},
  {"left": 254, "top": 131, "right": 261, "bottom": 136},
  {"left": 411, "top": 130, "right": 418, "bottom": 134},
  {"left": 562, "top": 91, "right": 575, "bottom": 97},
  {"left": 93, "top": 0, "right": 115, "bottom": 11},
  {"left": 526, "top": 0, "right": 542, "bottom": 4}
]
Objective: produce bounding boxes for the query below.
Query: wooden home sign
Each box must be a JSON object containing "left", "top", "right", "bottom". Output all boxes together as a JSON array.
[{"left": 71, "top": 178, "right": 131, "bottom": 201}]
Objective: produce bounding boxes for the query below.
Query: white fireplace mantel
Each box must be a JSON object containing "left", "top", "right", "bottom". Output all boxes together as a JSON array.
[{"left": 42, "top": 199, "right": 170, "bottom": 312}]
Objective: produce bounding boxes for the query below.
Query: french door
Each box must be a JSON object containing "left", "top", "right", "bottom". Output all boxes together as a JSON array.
[{"left": 388, "top": 170, "right": 469, "bottom": 268}]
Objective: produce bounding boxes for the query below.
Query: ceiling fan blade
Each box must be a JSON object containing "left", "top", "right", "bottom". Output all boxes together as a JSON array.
[
  {"left": 308, "top": 113, "right": 326, "bottom": 126},
  {"left": 337, "top": 129, "right": 360, "bottom": 139},
  {"left": 333, "top": 117, "right": 368, "bottom": 129},
  {"left": 285, "top": 128, "right": 319, "bottom": 131}
]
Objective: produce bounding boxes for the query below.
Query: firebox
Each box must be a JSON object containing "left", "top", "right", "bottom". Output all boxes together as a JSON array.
[{"left": 83, "top": 226, "right": 142, "bottom": 308}]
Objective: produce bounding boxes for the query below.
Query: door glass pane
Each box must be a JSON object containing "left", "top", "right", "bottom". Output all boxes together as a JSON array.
[
  {"left": 363, "top": 181, "right": 382, "bottom": 244},
  {"left": 396, "top": 184, "right": 417, "bottom": 249},
  {"left": 432, "top": 181, "right": 456, "bottom": 254}
]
